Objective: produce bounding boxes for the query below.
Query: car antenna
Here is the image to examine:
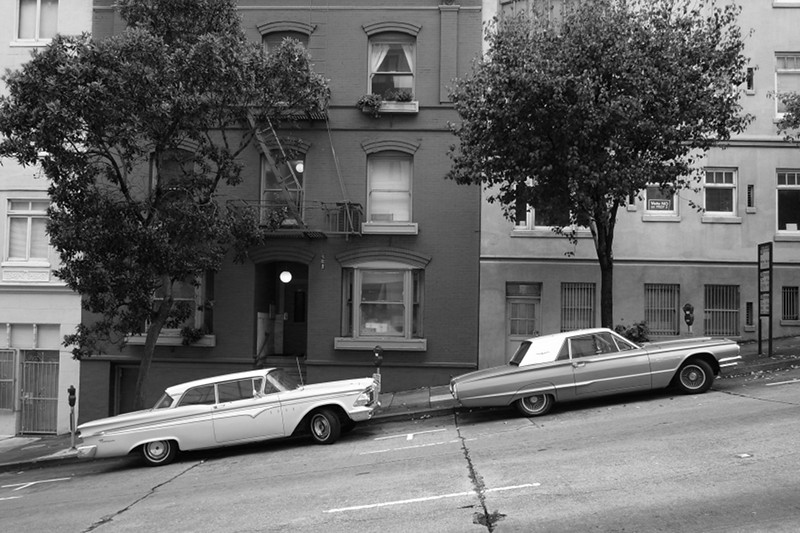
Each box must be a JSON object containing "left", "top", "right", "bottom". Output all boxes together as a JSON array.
[{"left": 296, "top": 355, "right": 305, "bottom": 386}]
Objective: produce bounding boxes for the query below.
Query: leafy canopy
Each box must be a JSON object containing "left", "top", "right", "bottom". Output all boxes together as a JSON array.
[
  {"left": 447, "top": 0, "right": 750, "bottom": 327},
  {"left": 0, "top": 0, "right": 329, "bottom": 359}
]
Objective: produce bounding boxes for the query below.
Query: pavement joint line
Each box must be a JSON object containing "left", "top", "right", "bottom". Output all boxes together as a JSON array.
[
  {"left": 766, "top": 379, "right": 800, "bottom": 387},
  {"left": 324, "top": 483, "right": 541, "bottom": 513}
]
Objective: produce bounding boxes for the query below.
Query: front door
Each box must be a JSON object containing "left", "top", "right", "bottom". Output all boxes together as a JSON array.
[
  {"left": 569, "top": 332, "right": 652, "bottom": 397},
  {"left": 212, "top": 376, "right": 284, "bottom": 443},
  {"left": 20, "top": 350, "right": 59, "bottom": 434}
]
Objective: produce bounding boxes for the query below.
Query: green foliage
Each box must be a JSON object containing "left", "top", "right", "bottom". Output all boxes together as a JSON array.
[
  {"left": 447, "top": 0, "right": 751, "bottom": 326},
  {"left": 356, "top": 93, "right": 383, "bottom": 117},
  {"left": 614, "top": 321, "right": 650, "bottom": 344},
  {"left": 0, "top": 0, "right": 329, "bottom": 406},
  {"left": 384, "top": 88, "right": 413, "bottom": 102},
  {"left": 777, "top": 92, "right": 800, "bottom": 142}
]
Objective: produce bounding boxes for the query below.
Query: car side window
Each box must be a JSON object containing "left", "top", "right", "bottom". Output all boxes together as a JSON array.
[
  {"left": 570, "top": 334, "right": 619, "bottom": 358},
  {"left": 178, "top": 384, "right": 216, "bottom": 406},
  {"left": 594, "top": 333, "right": 619, "bottom": 354},
  {"left": 217, "top": 378, "right": 259, "bottom": 403}
]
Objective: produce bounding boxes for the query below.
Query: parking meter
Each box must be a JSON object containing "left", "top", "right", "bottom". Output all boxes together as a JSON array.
[
  {"left": 682, "top": 303, "right": 694, "bottom": 326},
  {"left": 67, "top": 385, "right": 77, "bottom": 449}
]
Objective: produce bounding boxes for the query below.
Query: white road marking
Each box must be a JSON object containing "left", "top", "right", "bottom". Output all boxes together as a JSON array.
[
  {"left": 2, "top": 477, "right": 71, "bottom": 491},
  {"left": 766, "top": 379, "right": 800, "bottom": 387},
  {"left": 375, "top": 428, "right": 447, "bottom": 442},
  {"left": 360, "top": 438, "right": 474, "bottom": 455},
  {"left": 324, "top": 483, "right": 541, "bottom": 513},
  {"left": 1, "top": 496, "right": 23, "bottom": 501}
]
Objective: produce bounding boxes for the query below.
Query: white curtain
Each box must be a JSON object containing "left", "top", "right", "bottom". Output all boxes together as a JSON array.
[
  {"left": 370, "top": 44, "right": 391, "bottom": 76},
  {"left": 369, "top": 157, "right": 411, "bottom": 222},
  {"left": 401, "top": 44, "right": 415, "bottom": 74}
]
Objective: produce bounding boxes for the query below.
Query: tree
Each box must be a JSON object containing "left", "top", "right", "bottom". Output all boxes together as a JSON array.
[
  {"left": 447, "top": 0, "right": 751, "bottom": 328},
  {"left": 0, "top": 0, "right": 329, "bottom": 409},
  {"left": 778, "top": 93, "right": 800, "bottom": 140}
]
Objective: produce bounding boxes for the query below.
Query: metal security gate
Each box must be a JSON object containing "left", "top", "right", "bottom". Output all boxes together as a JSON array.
[{"left": 20, "top": 350, "right": 59, "bottom": 434}]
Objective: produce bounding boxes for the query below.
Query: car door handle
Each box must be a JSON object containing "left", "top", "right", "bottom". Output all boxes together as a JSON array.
[{"left": 572, "top": 362, "right": 586, "bottom": 368}]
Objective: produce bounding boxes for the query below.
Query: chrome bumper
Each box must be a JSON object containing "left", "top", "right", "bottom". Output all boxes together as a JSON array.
[
  {"left": 718, "top": 355, "right": 743, "bottom": 369},
  {"left": 76, "top": 444, "right": 97, "bottom": 459}
]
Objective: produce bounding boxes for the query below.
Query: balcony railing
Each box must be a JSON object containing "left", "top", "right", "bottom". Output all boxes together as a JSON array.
[{"left": 229, "top": 200, "right": 362, "bottom": 238}]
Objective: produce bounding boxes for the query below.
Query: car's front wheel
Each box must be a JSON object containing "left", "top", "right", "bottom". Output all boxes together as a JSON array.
[
  {"left": 309, "top": 409, "right": 342, "bottom": 444},
  {"left": 515, "top": 394, "right": 553, "bottom": 417},
  {"left": 676, "top": 359, "right": 714, "bottom": 394},
  {"left": 140, "top": 440, "right": 177, "bottom": 466}
]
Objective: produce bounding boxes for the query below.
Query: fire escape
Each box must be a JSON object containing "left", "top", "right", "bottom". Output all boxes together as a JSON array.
[{"left": 232, "top": 111, "right": 362, "bottom": 239}]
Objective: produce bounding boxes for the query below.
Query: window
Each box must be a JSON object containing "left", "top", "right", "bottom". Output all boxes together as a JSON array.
[
  {"left": 507, "top": 283, "right": 541, "bottom": 337},
  {"left": 644, "top": 185, "right": 678, "bottom": 215},
  {"left": 367, "top": 152, "right": 412, "bottom": 224},
  {"left": 704, "top": 285, "right": 739, "bottom": 336},
  {"left": 261, "top": 152, "right": 305, "bottom": 224},
  {"left": 777, "top": 170, "right": 800, "bottom": 232},
  {"left": 782, "top": 286, "right": 799, "bottom": 321},
  {"left": 178, "top": 385, "right": 216, "bottom": 406},
  {"left": 0, "top": 350, "right": 14, "bottom": 410},
  {"left": 154, "top": 272, "right": 214, "bottom": 335},
  {"left": 338, "top": 266, "right": 424, "bottom": 349},
  {"left": 776, "top": 53, "right": 800, "bottom": 116},
  {"left": 7, "top": 199, "right": 49, "bottom": 262},
  {"left": 704, "top": 169, "right": 736, "bottom": 215},
  {"left": 644, "top": 284, "right": 680, "bottom": 335},
  {"left": 217, "top": 378, "right": 263, "bottom": 403},
  {"left": 745, "top": 67, "right": 755, "bottom": 94},
  {"left": 17, "top": 0, "right": 57, "bottom": 42},
  {"left": 514, "top": 180, "right": 572, "bottom": 229},
  {"left": 561, "top": 282, "right": 595, "bottom": 331},
  {"left": 369, "top": 33, "right": 415, "bottom": 101},
  {"left": 263, "top": 31, "right": 309, "bottom": 54},
  {"left": 745, "top": 301, "right": 754, "bottom": 327}
]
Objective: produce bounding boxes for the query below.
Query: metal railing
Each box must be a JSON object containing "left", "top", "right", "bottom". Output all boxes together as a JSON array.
[{"left": 229, "top": 200, "right": 363, "bottom": 237}]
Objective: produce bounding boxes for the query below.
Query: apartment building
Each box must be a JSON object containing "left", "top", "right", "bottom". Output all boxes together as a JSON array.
[
  {"left": 0, "top": 0, "right": 88, "bottom": 435},
  {"left": 479, "top": 0, "right": 800, "bottom": 368},
  {"left": 79, "top": 0, "right": 483, "bottom": 419}
]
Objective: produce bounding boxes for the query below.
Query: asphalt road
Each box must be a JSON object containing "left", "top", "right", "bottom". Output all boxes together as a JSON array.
[{"left": 2, "top": 369, "right": 799, "bottom": 533}]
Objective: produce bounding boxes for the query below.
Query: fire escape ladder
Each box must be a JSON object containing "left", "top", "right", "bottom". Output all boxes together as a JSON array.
[{"left": 247, "top": 111, "right": 306, "bottom": 227}]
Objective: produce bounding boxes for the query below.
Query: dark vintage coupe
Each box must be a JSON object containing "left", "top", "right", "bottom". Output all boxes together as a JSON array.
[{"left": 450, "top": 328, "right": 741, "bottom": 417}]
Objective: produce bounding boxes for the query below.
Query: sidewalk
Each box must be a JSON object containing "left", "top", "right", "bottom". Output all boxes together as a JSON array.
[{"left": 2, "top": 336, "right": 798, "bottom": 472}]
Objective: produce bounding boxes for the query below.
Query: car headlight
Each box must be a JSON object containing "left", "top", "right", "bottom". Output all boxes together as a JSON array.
[{"left": 354, "top": 387, "right": 375, "bottom": 407}]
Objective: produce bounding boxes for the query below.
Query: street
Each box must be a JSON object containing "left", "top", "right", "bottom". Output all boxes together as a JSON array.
[{"left": 2, "top": 369, "right": 799, "bottom": 533}]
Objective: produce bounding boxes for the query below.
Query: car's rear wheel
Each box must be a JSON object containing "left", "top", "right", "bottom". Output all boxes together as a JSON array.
[
  {"left": 676, "top": 359, "right": 714, "bottom": 394},
  {"left": 140, "top": 440, "right": 177, "bottom": 467},
  {"left": 309, "top": 409, "right": 341, "bottom": 444},
  {"left": 515, "top": 394, "right": 553, "bottom": 417}
]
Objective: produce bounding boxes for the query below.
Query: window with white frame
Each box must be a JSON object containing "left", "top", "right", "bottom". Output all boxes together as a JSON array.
[
  {"left": 367, "top": 151, "right": 412, "bottom": 224},
  {"left": 561, "top": 282, "right": 595, "bottom": 331},
  {"left": 17, "top": 0, "right": 58, "bottom": 42},
  {"left": 644, "top": 283, "right": 680, "bottom": 335},
  {"left": 704, "top": 168, "right": 736, "bottom": 215},
  {"left": 507, "top": 282, "right": 541, "bottom": 338},
  {"left": 340, "top": 266, "right": 423, "bottom": 341},
  {"left": 777, "top": 170, "right": 800, "bottom": 232},
  {"left": 644, "top": 185, "right": 678, "bottom": 215},
  {"left": 369, "top": 32, "right": 415, "bottom": 101},
  {"left": 776, "top": 53, "right": 800, "bottom": 116},
  {"left": 261, "top": 151, "right": 305, "bottom": 225},
  {"left": 514, "top": 180, "right": 572, "bottom": 229},
  {"left": 7, "top": 199, "right": 49, "bottom": 263}
]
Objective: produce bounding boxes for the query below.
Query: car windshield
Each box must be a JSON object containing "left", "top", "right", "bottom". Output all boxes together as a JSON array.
[
  {"left": 267, "top": 368, "right": 301, "bottom": 391},
  {"left": 153, "top": 393, "right": 175, "bottom": 409}
]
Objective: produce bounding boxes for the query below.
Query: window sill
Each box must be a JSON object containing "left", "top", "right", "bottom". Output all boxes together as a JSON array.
[
  {"left": 380, "top": 101, "right": 419, "bottom": 114},
  {"left": 642, "top": 214, "right": 681, "bottom": 222},
  {"left": 775, "top": 232, "right": 800, "bottom": 242},
  {"left": 773, "top": 1, "right": 800, "bottom": 7},
  {"left": 746, "top": 207, "right": 757, "bottom": 214},
  {"left": 701, "top": 215, "right": 741, "bottom": 224},
  {"left": 1, "top": 263, "right": 53, "bottom": 283},
  {"left": 743, "top": 325, "right": 756, "bottom": 333},
  {"left": 511, "top": 228, "right": 592, "bottom": 238},
  {"left": 9, "top": 40, "right": 51, "bottom": 48},
  {"left": 780, "top": 320, "right": 800, "bottom": 327},
  {"left": 126, "top": 334, "right": 216, "bottom": 347},
  {"left": 334, "top": 337, "right": 427, "bottom": 351},
  {"left": 361, "top": 222, "right": 418, "bottom": 235}
]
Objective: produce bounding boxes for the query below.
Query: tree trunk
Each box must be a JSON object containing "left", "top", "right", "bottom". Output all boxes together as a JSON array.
[
  {"left": 598, "top": 254, "right": 614, "bottom": 329},
  {"left": 133, "top": 285, "right": 173, "bottom": 410}
]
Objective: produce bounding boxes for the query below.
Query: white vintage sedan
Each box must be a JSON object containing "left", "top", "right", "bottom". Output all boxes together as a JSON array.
[
  {"left": 451, "top": 328, "right": 741, "bottom": 417},
  {"left": 77, "top": 368, "right": 381, "bottom": 466}
]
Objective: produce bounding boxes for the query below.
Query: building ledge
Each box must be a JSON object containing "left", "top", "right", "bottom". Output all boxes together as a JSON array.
[
  {"left": 361, "top": 222, "right": 418, "bottom": 235},
  {"left": 126, "top": 334, "right": 216, "bottom": 347},
  {"left": 334, "top": 337, "right": 427, "bottom": 351}
]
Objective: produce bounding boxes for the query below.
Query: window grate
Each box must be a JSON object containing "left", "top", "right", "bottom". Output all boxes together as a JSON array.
[
  {"left": 704, "top": 285, "right": 740, "bottom": 336},
  {"left": 782, "top": 287, "right": 799, "bottom": 321},
  {"left": 561, "top": 282, "right": 595, "bottom": 331},
  {"left": 644, "top": 284, "right": 679, "bottom": 335}
]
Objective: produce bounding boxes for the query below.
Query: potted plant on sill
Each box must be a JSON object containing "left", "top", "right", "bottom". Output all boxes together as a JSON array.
[{"left": 356, "top": 93, "right": 383, "bottom": 118}]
